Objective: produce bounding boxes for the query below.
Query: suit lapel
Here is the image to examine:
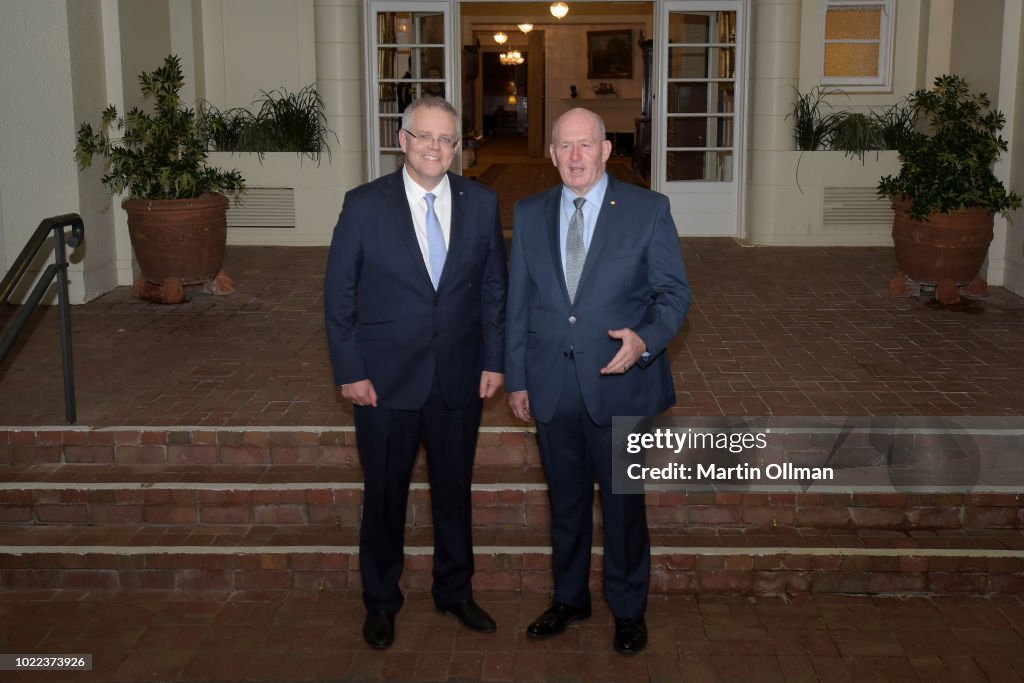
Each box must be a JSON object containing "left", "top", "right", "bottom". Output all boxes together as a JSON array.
[
  {"left": 441, "top": 172, "right": 469, "bottom": 291},
  {"left": 573, "top": 174, "right": 619, "bottom": 302},
  {"left": 384, "top": 170, "right": 434, "bottom": 289},
  {"left": 544, "top": 186, "right": 570, "bottom": 304}
]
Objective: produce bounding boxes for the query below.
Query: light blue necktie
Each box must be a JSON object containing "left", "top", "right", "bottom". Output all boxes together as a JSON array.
[{"left": 425, "top": 192, "right": 446, "bottom": 289}]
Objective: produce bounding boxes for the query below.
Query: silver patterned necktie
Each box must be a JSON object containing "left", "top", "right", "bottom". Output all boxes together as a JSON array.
[
  {"left": 565, "top": 197, "right": 586, "bottom": 301},
  {"left": 425, "top": 192, "right": 446, "bottom": 289}
]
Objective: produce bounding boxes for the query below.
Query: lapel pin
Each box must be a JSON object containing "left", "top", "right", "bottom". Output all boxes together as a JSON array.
[{"left": 610, "top": 200, "right": 616, "bottom": 205}]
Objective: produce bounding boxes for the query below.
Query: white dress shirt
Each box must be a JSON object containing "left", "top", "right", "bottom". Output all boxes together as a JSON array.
[{"left": 402, "top": 168, "right": 452, "bottom": 282}]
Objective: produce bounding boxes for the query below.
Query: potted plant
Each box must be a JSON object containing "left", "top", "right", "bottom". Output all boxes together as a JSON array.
[
  {"left": 201, "top": 84, "right": 336, "bottom": 162},
  {"left": 74, "top": 54, "right": 245, "bottom": 302},
  {"left": 878, "top": 74, "right": 1021, "bottom": 304}
]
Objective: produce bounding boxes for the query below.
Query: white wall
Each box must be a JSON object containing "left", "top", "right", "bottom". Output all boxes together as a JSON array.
[
  {"left": 198, "top": 0, "right": 316, "bottom": 109},
  {"left": 0, "top": 1, "right": 85, "bottom": 303},
  {"left": 544, "top": 21, "right": 651, "bottom": 152},
  {"left": 68, "top": 0, "right": 119, "bottom": 301},
  {"left": 118, "top": 0, "right": 172, "bottom": 112},
  {"left": 950, "top": 0, "right": 1005, "bottom": 102},
  {"left": 746, "top": 0, "right": 929, "bottom": 245},
  {"left": 995, "top": 0, "right": 1024, "bottom": 295}
]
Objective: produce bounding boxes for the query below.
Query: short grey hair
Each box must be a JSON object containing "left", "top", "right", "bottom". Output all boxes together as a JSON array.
[
  {"left": 402, "top": 96, "right": 460, "bottom": 137},
  {"left": 551, "top": 108, "right": 607, "bottom": 144}
]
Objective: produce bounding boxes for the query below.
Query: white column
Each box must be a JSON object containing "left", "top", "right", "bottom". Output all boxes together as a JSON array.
[
  {"left": 925, "top": 0, "right": 954, "bottom": 85},
  {"left": 314, "top": 0, "right": 366, "bottom": 185},
  {"left": 745, "top": 0, "right": 801, "bottom": 243},
  {"left": 989, "top": 0, "right": 1024, "bottom": 291}
]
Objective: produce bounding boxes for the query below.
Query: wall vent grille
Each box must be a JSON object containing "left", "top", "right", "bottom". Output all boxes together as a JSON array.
[
  {"left": 823, "top": 187, "right": 893, "bottom": 230},
  {"left": 227, "top": 187, "right": 295, "bottom": 228}
]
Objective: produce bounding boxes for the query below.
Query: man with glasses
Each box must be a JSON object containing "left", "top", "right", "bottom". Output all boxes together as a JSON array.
[{"left": 325, "top": 96, "right": 507, "bottom": 649}]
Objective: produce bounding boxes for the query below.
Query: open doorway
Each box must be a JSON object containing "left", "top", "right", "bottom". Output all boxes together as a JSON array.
[{"left": 459, "top": 2, "right": 654, "bottom": 227}]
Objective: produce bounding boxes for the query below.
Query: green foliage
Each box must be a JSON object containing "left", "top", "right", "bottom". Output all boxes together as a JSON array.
[
  {"left": 74, "top": 55, "right": 244, "bottom": 201},
  {"left": 829, "top": 112, "right": 883, "bottom": 162},
  {"left": 787, "top": 86, "right": 842, "bottom": 151},
  {"left": 788, "top": 87, "right": 920, "bottom": 161},
  {"left": 202, "top": 85, "right": 337, "bottom": 163},
  {"left": 878, "top": 74, "right": 1022, "bottom": 220},
  {"left": 870, "top": 99, "right": 918, "bottom": 151}
]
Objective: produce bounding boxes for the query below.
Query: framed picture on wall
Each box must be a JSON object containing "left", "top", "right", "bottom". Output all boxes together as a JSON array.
[{"left": 587, "top": 29, "right": 633, "bottom": 79}]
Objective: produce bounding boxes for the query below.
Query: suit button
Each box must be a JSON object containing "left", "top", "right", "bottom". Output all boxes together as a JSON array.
[
  {"left": 568, "top": 316, "right": 577, "bottom": 324},
  {"left": 432, "top": 332, "right": 438, "bottom": 339}
]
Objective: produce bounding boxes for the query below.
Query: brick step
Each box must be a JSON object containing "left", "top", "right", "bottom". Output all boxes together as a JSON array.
[
  {"left": 3, "top": 522, "right": 1024, "bottom": 551},
  {"left": 1, "top": 465, "right": 1022, "bottom": 532},
  {"left": 0, "top": 428, "right": 535, "bottom": 467},
  {"left": 5, "top": 425, "right": 1023, "bottom": 486},
  {"left": 1, "top": 525, "right": 1022, "bottom": 595}
]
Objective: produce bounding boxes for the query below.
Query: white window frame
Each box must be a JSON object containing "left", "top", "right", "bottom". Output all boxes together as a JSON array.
[{"left": 819, "top": 0, "right": 894, "bottom": 91}]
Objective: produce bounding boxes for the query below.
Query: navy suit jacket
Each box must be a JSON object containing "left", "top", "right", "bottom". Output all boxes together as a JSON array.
[
  {"left": 324, "top": 170, "right": 507, "bottom": 411},
  {"left": 506, "top": 175, "right": 691, "bottom": 425}
]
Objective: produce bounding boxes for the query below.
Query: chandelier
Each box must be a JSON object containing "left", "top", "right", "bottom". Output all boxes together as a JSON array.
[
  {"left": 499, "top": 50, "right": 525, "bottom": 66},
  {"left": 550, "top": 2, "right": 569, "bottom": 19},
  {"left": 518, "top": 23, "right": 534, "bottom": 34},
  {"left": 493, "top": 31, "right": 508, "bottom": 45}
]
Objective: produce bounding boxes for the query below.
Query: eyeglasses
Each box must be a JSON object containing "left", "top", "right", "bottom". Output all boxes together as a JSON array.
[{"left": 402, "top": 129, "right": 458, "bottom": 148}]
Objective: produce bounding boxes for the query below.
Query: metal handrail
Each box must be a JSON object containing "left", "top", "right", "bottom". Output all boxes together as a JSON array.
[{"left": 0, "top": 214, "right": 85, "bottom": 424}]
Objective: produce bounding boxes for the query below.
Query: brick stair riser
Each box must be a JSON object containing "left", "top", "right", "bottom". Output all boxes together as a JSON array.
[
  {"left": 1, "top": 550, "right": 1022, "bottom": 595},
  {"left": 0, "top": 430, "right": 534, "bottom": 467},
  {"left": 2, "top": 487, "right": 1021, "bottom": 532},
  {"left": 4, "top": 429, "right": 1024, "bottom": 474}
]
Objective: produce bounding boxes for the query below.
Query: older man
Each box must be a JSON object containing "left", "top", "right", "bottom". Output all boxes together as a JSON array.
[
  {"left": 506, "top": 108, "right": 691, "bottom": 653},
  {"left": 325, "top": 96, "right": 507, "bottom": 649}
]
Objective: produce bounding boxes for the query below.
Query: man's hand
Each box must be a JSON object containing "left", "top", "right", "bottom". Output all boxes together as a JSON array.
[
  {"left": 340, "top": 379, "right": 378, "bottom": 407},
  {"left": 507, "top": 390, "right": 532, "bottom": 423},
  {"left": 600, "top": 328, "right": 647, "bottom": 375},
  {"left": 480, "top": 371, "right": 504, "bottom": 399}
]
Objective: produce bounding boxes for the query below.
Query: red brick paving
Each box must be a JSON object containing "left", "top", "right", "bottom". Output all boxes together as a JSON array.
[
  {"left": 3, "top": 240, "right": 1024, "bottom": 680},
  {"left": 2, "top": 240, "right": 1024, "bottom": 426},
  {"left": 1, "top": 590, "right": 1023, "bottom": 682}
]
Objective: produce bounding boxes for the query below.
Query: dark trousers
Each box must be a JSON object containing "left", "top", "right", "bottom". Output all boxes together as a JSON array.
[
  {"left": 354, "top": 380, "right": 482, "bottom": 614},
  {"left": 535, "top": 359, "right": 651, "bottom": 619}
]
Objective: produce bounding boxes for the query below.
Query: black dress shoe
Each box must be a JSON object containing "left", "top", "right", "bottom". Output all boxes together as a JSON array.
[
  {"left": 613, "top": 617, "right": 647, "bottom": 654},
  {"left": 526, "top": 602, "right": 592, "bottom": 639},
  {"left": 439, "top": 597, "right": 497, "bottom": 633},
  {"left": 362, "top": 611, "right": 395, "bottom": 650}
]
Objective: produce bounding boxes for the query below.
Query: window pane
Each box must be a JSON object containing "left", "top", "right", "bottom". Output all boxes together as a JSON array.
[
  {"left": 667, "top": 84, "right": 734, "bottom": 116},
  {"left": 825, "top": 7, "right": 881, "bottom": 40},
  {"left": 667, "top": 118, "right": 706, "bottom": 147},
  {"left": 667, "top": 83, "right": 708, "bottom": 114},
  {"left": 668, "top": 47, "right": 708, "bottom": 78},
  {"left": 665, "top": 116, "right": 733, "bottom": 148},
  {"left": 669, "top": 13, "right": 709, "bottom": 44},
  {"left": 666, "top": 151, "right": 733, "bottom": 181},
  {"left": 824, "top": 43, "right": 880, "bottom": 77}
]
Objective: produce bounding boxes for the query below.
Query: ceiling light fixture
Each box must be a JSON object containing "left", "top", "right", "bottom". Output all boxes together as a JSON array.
[
  {"left": 549, "top": 2, "right": 569, "bottom": 20},
  {"left": 518, "top": 23, "right": 534, "bottom": 34},
  {"left": 499, "top": 50, "right": 525, "bottom": 66},
  {"left": 493, "top": 31, "right": 508, "bottom": 45}
]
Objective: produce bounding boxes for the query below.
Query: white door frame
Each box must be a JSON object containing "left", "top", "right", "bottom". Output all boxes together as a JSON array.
[
  {"left": 365, "top": 0, "right": 750, "bottom": 240},
  {"left": 655, "top": 0, "right": 748, "bottom": 237}
]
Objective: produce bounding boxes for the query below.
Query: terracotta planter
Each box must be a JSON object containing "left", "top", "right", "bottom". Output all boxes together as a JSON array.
[
  {"left": 122, "top": 192, "right": 229, "bottom": 285},
  {"left": 891, "top": 197, "right": 994, "bottom": 287}
]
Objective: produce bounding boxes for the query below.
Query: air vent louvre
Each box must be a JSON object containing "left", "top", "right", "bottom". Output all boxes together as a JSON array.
[
  {"left": 823, "top": 187, "right": 893, "bottom": 230},
  {"left": 227, "top": 187, "right": 295, "bottom": 228}
]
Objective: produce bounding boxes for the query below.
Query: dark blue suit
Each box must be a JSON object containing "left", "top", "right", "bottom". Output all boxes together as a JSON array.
[
  {"left": 506, "top": 174, "right": 690, "bottom": 618},
  {"left": 325, "top": 169, "right": 506, "bottom": 613}
]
